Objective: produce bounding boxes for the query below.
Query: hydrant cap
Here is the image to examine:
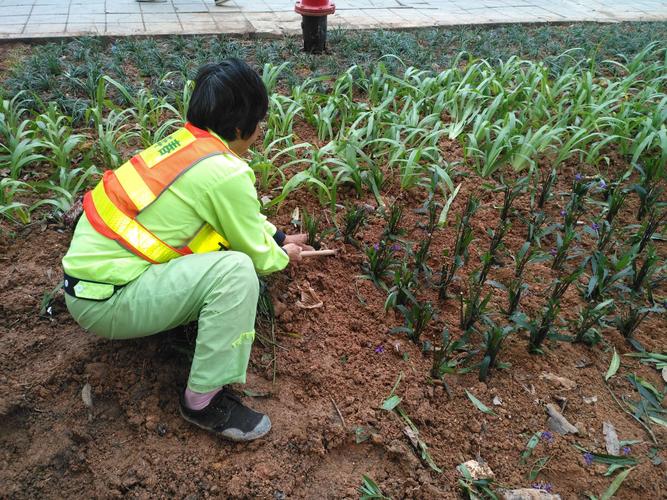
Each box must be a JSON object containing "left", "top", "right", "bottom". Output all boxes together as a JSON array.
[{"left": 295, "top": 0, "right": 335, "bottom": 16}]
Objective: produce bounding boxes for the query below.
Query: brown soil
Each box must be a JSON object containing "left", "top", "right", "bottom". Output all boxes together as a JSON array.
[{"left": 1, "top": 123, "right": 666, "bottom": 499}]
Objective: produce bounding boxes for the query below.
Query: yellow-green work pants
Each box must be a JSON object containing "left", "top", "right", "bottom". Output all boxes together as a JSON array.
[{"left": 65, "top": 251, "right": 259, "bottom": 392}]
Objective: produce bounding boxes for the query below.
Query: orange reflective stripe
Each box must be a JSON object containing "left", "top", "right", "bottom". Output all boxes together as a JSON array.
[
  {"left": 90, "top": 183, "right": 184, "bottom": 264},
  {"left": 84, "top": 123, "right": 236, "bottom": 264},
  {"left": 114, "top": 161, "right": 156, "bottom": 211}
]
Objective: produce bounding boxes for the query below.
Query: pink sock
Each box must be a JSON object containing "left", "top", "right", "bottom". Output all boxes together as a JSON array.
[{"left": 184, "top": 387, "right": 223, "bottom": 410}]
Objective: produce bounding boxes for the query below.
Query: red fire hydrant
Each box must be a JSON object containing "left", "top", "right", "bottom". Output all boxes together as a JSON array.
[{"left": 295, "top": 0, "right": 335, "bottom": 54}]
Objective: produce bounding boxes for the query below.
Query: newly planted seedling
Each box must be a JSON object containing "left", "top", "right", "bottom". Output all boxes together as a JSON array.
[
  {"left": 384, "top": 257, "right": 417, "bottom": 311},
  {"left": 340, "top": 204, "right": 367, "bottom": 246},
  {"left": 362, "top": 241, "right": 398, "bottom": 288},
  {"left": 439, "top": 195, "right": 479, "bottom": 300},
  {"left": 393, "top": 300, "right": 434, "bottom": 344},
  {"left": 478, "top": 320, "right": 513, "bottom": 381},
  {"left": 572, "top": 298, "right": 614, "bottom": 345}
]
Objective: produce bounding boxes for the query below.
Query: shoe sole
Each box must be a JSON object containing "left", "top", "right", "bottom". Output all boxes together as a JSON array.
[{"left": 179, "top": 408, "right": 272, "bottom": 442}]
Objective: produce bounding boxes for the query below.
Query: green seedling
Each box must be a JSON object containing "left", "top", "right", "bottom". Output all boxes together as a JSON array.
[
  {"left": 518, "top": 267, "right": 582, "bottom": 353},
  {"left": 431, "top": 328, "right": 467, "bottom": 379},
  {"left": 478, "top": 321, "right": 513, "bottom": 381},
  {"left": 618, "top": 300, "right": 666, "bottom": 350},
  {"left": 340, "top": 204, "right": 367, "bottom": 246},
  {"left": 572, "top": 298, "right": 614, "bottom": 345},
  {"left": 361, "top": 241, "right": 398, "bottom": 289},
  {"left": 382, "top": 205, "right": 404, "bottom": 241},
  {"left": 359, "top": 475, "right": 391, "bottom": 500},
  {"left": 380, "top": 373, "right": 441, "bottom": 473},
  {"left": 300, "top": 208, "right": 321, "bottom": 249},
  {"left": 460, "top": 272, "right": 492, "bottom": 333},
  {"left": 439, "top": 195, "right": 479, "bottom": 300},
  {"left": 384, "top": 258, "right": 417, "bottom": 311},
  {"left": 393, "top": 300, "right": 434, "bottom": 344},
  {"left": 631, "top": 244, "right": 659, "bottom": 293}
]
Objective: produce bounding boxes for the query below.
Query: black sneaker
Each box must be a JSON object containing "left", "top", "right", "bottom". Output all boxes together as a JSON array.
[{"left": 179, "top": 388, "right": 271, "bottom": 441}]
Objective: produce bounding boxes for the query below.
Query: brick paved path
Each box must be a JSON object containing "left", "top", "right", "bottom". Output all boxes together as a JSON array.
[{"left": 1, "top": 0, "right": 666, "bottom": 39}]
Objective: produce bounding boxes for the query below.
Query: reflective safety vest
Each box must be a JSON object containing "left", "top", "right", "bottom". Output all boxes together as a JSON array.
[{"left": 83, "top": 122, "right": 234, "bottom": 264}]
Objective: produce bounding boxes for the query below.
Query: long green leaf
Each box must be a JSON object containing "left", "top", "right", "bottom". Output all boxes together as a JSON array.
[
  {"left": 601, "top": 467, "right": 634, "bottom": 500},
  {"left": 605, "top": 349, "right": 621, "bottom": 381},
  {"left": 465, "top": 390, "right": 496, "bottom": 415}
]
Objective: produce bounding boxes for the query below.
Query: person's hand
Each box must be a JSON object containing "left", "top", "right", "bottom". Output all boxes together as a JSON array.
[
  {"left": 283, "top": 243, "right": 303, "bottom": 265},
  {"left": 284, "top": 233, "right": 314, "bottom": 251}
]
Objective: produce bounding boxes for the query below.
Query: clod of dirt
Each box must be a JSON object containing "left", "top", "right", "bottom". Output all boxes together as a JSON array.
[
  {"left": 295, "top": 283, "right": 323, "bottom": 309},
  {"left": 575, "top": 357, "right": 592, "bottom": 368},
  {"left": 387, "top": 440, "right": 419, "bottom": 467},
  {"left": 603, "top": 421, "right": 620, "bottom": 456},
  {"left": 458, "top": 459, "right": 494, "bottom": 480},
  {"left": 273, "top": 299, "right": 287, "bottom": 318},
  {"left": 500, "top": 488, "right": 562, "bottom": 500},
  {"left": 539, "top": 372, "right": 576, "bottom": 390},
  {"left": 545, "top": 404, "right": 578, "bottom": 435}
]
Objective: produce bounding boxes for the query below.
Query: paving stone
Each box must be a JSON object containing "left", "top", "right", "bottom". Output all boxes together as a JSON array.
[
  {"left": 68, "top": 14, "right": 107, "bottom": 24},
  {"left": 180, "top": 21, "right": 219, "bottom": 32},
  {"left": 0, "top": 14, "right": 28, "bottom": 24},
  {"left": 106, "top": 23, "right": 146, "bottom": 34},
  {"left": 66, "top": 22, "right": 105, "bottom": 33},
  {"left": 27, "top": 13, "right": 68, "bottom": 24},
  {"left": 0, "top": 0, "right": 664, "bottom": 39},
  {"left": 175, "top": 3, "right": 211, "bottom": 13},
  {"left": 4, "top": 5, "right": 31, "bottom": 15},
  {"left": 23, "top": 22, "right": 66, "bottom": 33},
  {"left": 0, "top": 24, "right": 24, "bottom": 34}
]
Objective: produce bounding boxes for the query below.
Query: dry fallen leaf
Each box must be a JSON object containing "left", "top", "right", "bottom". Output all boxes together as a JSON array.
[
  {"left": 603, "top": 421, "right": 620, "bottom": 456},
  {"left": 295, "top": 283, "right": 323, "bottom": 309},
  {"left": 81, "top": 383, "right": 93, "bottom": 408},
  {"left": 403, "top": 426, "right": 419, "bottom": 449}
]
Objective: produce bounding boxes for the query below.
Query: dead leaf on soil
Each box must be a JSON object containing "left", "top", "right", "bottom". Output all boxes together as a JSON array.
[
  {"left": 81, "top": 383, "right": 93, "bottom": 408},
  {"left": 403, "top": 426, "right": 419, "bottom": 449},
  {"left": 493, "top": 396, "right": 503, "bottom": 406},
  {"left": 603, "top": 421, "right": 620, "bottom": 456},
  {"left": 295, "top": 282, "right": 323, "bottom": 309},
  {"left": 458, "top": 459, "right": 495, "bottom": 480},
  {"left": 540, "top": 372, "right": 576, "bottom": 390},
  {"left": 546, "top": 403, "right": 578, "bottom": 435},
  {"left": 500, "top": 488, "right": 562, "bottom": 500},
  {"left": 583, "top": 395, "right": 598, "bottom": 404}
]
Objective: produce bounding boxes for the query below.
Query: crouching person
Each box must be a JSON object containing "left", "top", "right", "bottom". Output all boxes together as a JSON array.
[{"left": 62, "top": 59, "right": 309, "bottom": 441}]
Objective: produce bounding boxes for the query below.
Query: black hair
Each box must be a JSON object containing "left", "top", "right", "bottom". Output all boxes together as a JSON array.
[{"left": 187, "top": 59, "right": 268, "bottom": 142}]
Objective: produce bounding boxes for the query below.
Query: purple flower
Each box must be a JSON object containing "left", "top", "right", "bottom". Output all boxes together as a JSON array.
[
  {"left": 532, "top": 482, "right": 553, "bottom": 493},
  {"left": 550, "top": 248, "right": 558, "bottom": 257},
  {"left": 583, "top": 452, "right": 594, "bottom": 466},
  {"left": 374, "top": 345, "right": 385, "bottom": 354},
  {"left": 622, "top": 446, "right": 631, "bottom": 455},
  {"left": 591, "top": 222, "right": 600, "bottom": 231},
  {"left": 575, "top": 173, "right": 583, "bottom": 181},
  {"left": 540, "top": 431, "right": 554, "bottom": 444},
  {"left": 390, "top": 244, "right": 401, "bottom": 252},
  {"left": 560, "top": 209, "right": 567, "bottom": 217},
  {"left": 599, "top": 180, "right": 607, "bottom": 189},
  {"left": 373, "top": 243, "right": 380, "bottom": 251}
]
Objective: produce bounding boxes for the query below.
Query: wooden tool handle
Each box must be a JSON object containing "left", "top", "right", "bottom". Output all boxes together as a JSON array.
[{"left": 301, "top": 249, "right": 337, "bottom": 257}]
